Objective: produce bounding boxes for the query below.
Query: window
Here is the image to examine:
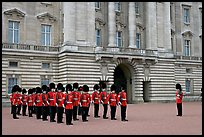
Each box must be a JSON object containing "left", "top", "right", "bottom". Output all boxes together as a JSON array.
[
  {"left": 96, "top": 29, "right": 101, "bottom": 46},
  {"left": 8, "top": 78, "right": 17, "bottom": 94},
  {"left": 115, "top": 2, "right": 121, "bottom": 12},
  {"left": 116, "top": 31, "right": 122, "bottom": 47},
  {"left": 42, "top": 63, "right": 50, "bottom": 69},
  {"left": 41, "top": 78, "right": 50, "bottom": 87},
  {"left": 95, "top": 2, "right": 101, "bottom": 9},
  {"left": 136, "top": 33, "right": 141, "bottom": 48},
  {"left": 135, "top": 2, "right": 139, "bottom": 14},
  {"left": 9, "top": 61, "right": 18, "bottom": 67},
  {"left": 185, "top": 79, "right": 190, "bottom": 93},
  {"left": 41, "top": 24, "right": 51, "bottom": 46},
  {"left": 184, "top": 40, "right": 190, "bottom": 56},
  {"left": 183, "top": 8, "right": 190, "bottom": 24},
  {"left": 8, "top": 21, "right": 20, "bottom": 44}
]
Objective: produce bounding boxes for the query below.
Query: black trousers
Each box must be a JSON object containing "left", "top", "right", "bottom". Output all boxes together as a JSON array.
[
  {"left": 57, "top": 107, "right": 64, "bottom": 122},
  {"left": 177, "top": 103, "right": 182, "bottom": 116},
  {"left": 28, "top": 106, "right": 33, "bottom": 117},
  {"left": 94, "top": 104, "right": 99, "bottom": 117},
  {"left": 87, "top": 104, "right": 90, "bottom": 116},
  {"left": 78, "top": 105, "right": 82, "bottom": 115},
  {"left": 65, "top": 109, "right": 73, "bottom": 125},
  {"left": 42, "top": 106, "right": 49, "bottom": 120},
  {"left": 110, "top": 106, "right": 116, "bottom": 119},
  {"left": 17, "top": 104, "right": 21, "bottom": 114},
  {"left": 102, "top": 104, "right": 108, "bottom": 118},
  {"left": 121, "top": 106, "right": 127, "bottom": 120},
  {"left": 22, "top": 105, "right": 27, "bottom": 116},
  {"left": 50, "top": 106, "right": 56, "bottom": 121},
  {"left": 73, "top": 106, "right": 78, "bottom": 120},
  {"left": 12, "top": 105, "right": 18, "bottom": 118},
  {"left": 82, "top": 107, "right": 88, "bottom": 121},
  {"left": 35, "top": 106, "right": 42, "bottom": 119}
]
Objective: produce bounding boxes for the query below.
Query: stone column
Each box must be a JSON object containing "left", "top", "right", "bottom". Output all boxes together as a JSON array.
[
  {"left": 145, "top": 2, "right": 157, "bottom": 50},
  {"left": 63, "top": 2, "right": 76, "bottom": 44},
  {"left": 87, "top": 2, "right": 95, "bottom": 46},
  {"left": 128, "top": 2, "right": 136, "bottom": 48},
  {"left": 164, "top": 2, "right": 171, "bottom": 51},
  {"left": 108, "top": 2, "right": 116, "bottom": 47}
]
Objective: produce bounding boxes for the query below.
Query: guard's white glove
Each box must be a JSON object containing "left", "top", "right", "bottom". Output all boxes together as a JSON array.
[
  {"left": 177, "top": 94, "right": 180, "bottom": 97},
  {"left": 118, "top": 102, "right": 121, "bottom": 105},
  {"left": 62, "top": 104, "right": 65, "bottom": 108},
  {"left": 101, "top": 101, "right": 104, "bottom": 104},
  {"left": 56, "top": 103, "right": 58, "bottom": 107}
]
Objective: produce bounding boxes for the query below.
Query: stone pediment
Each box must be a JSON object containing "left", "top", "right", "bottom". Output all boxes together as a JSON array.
[
  {"left": 181, "top": 30, "right": 194, "bottom": 36},
  {"left": 95, "top": 18, "right": 105, "bottom": 26},
  {"left": 116, "top": 21, "right": 126, "bottom": 31},
  {"left": 37, "top": 12, "right": 56, "bottom": 22},
  {"left": 4, "top": 8, "right": 25, "bottom": 18}
]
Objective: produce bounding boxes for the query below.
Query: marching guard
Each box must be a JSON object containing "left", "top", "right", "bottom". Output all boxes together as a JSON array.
[
  {"left": 92, "top": 84, "right": 100, "bottom": 118},
  {"left": 56, "top": 83, "right": 65, "bottom": 123},
  {"left": 109, "top": 84, "right": 118, "bottom": 120},
  {"left": 72, "top": 82, "right": 80, "bottom": 121},
  {"left": 22, "top": 88, "right": 28, "bottom": 116},
  {"left": 99, "top": 83, "right": 109, "bottom": 119},
  {"left": 80, "top": 85, "right": 90, "bottom": 122},
  {"left": 11, "top": 85, "right": 20, "bottom": 119},
  {"left": 27, "top": 88, "right": 34, "bottom": 117},
  {"left": 48, "top": 83, "right": 57, "bottom": 122},
  {"left": 35, "top": 87, "right": 43, "bottom": 119},
  {"left": 42, "top": 85, "right": 49, "bottom": 121}
]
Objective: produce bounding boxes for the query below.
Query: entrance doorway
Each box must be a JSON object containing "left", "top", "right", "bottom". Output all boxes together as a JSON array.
[
  {"left": 114, "top": 64, "right": 133, "bottom": 103},
  {"left": 143, "top": 81, "right": 150, "bottom": 102}
]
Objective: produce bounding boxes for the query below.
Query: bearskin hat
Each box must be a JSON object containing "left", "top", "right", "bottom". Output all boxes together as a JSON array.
[
  {"left": 66, "top": 84, "right": 72, "bottom": 92},
  {"left": 12, "top": 85, "right": 20, "bottom": 93},
  {"left": 49, "top": 82, "right": 55, "bottom": 90},
  {"left": 73, "top": 82, "right": 79, "bottom": 89},
  {"left": 176, "top": 83, "right": 182, "bottom": 91},
  {"left": 36, "top": 87, "right": 42, "bottom": 94},
  {"left": 41, "top": 85, "right": 48, "bottom": 92},
  {"left": 57, "top": 83, "right": 64, "bottom": 91},
  {"left": 111, "top": 84, "right": 116, "bottom": 91},
  {"left": 78, "top": 86, "right": 83, "bottom": 91},
  {"left": 83, "top": 85, "right": 89, "bottom": 92},
  {"left": 28, "top": 88, "right": 33, "bottom": 94},
  {"left": 93, "top": 84, "right": 99, "bottom": 91},
  {"left": 22, "top": 88, "right": 27, "bottom": 94},
  {"left": 101, "top": 83, "right": 106, "bottom": 89}
]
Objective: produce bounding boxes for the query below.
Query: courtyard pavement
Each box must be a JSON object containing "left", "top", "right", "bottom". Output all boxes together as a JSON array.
[{"left": 2, "top": 102, "right": 202, "bottom": 135}]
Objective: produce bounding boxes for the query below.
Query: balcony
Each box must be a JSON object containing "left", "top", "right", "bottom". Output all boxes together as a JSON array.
[
  {"left": 2, "top": 42, "right": 60, "bottom": 52},
  {"left": 174, "top": 55, "right": 202, "bottom": 61}
]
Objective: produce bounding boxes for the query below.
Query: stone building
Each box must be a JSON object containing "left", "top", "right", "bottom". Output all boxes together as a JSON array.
[{"left": 2, "top": 2, "right": 202, "bottom": 105}]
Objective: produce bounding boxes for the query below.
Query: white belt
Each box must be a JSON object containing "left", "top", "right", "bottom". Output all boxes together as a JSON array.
[
  {"left": 110, "top": 99, "right": 116, "bottom": 101},
  {"left": 36, "top": 100, "right": 40, "bottom": 102},
  {"left": 122, "top": 99, "right": 126, "bottom": 100},
  {"left": 73, "top": 98, "right": 78, "bottom": 100},
  {"left": 23, "top": 99, "right": 27, "bottom": 101},
  {"left": 82, "top": 100, "right": 87, "bottom": 102},
  {"left": 67, "top": 101, "right": 72, "bottom": 103},
  {"left": 103, "top": 97, "right": 106, "bottom": 99},
  {"left": 49, "top": 99, "right": 54, "bottom": 100},
  {"left": 58, "top": 99, "right": 62, "bottom": 101},
  {"left": 94, "top": 98, "right": 99, "bottom": 99},
  {"left": 28, "top": 101, "right": 33, "bottom": 102}
]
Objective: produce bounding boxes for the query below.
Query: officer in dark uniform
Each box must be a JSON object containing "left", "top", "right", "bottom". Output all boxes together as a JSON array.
[
  {"left": 78, "top": 86, "right": 83, "bottom": 115},
  {"left": 22, "top": 88, "right": 28, "bottom": 116}
]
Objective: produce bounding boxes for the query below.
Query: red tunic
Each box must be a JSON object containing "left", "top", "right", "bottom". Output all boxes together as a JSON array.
[
  {"left": 22, "top": 94, "right": 28, "bottom": 105},
  {"left": 27, "top": 94, "right": 34, "bottom": 106},
  {"left": 80, "top": 92, "right": 89, "bottom": 107},
  {"left": 48, "top": 91, "right": 56, "bottom": 106},
  {"left": 42, "top": 93, "right": 49, "bottom": 106},
  {"left": 17, "top": 93, "right": 22, "bottom": 105},
  {"left": 12, "top": 93, "right": 18, "bottom": 106},
  {"left": 118, "top": 91, "right": 127, "bottom": 106},
  {"left": 56, "top": 92, "right": 64, "bottom": 107},
  {"left": 64, "top": 93, "right": 73, "bottom": 109},
  {"left": 176, "top": 90, "right": 183, "bottom": 104},
  {"left": 72, "top": 91, "right": 80, "bottom": 106},
  {"left": 9, "top": 94, "right": 13, "bottom": 104},
  {"left": 108, "top": 92, "right": 117, "bottom": 106},
  {"left": 100, "top": 91, "right": 109, "bottom": 104},
  {"left": 35, "top": 93, "right": 43, "bottom": 106},
  {"left": 92, "top": 91, "right": 100, "bottom": 104}
]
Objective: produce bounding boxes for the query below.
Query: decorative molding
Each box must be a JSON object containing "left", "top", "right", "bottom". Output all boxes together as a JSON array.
[
  {"left": 181, "top": 30, "right": 194, "bottom": 36},
  {"left": 95, "top": 18, "right": 105, "bottom": 28},
  {"left": 4, "top": 8, "right": 25, "bottom": 18},
  {"left": 36, "top": 12, "right": 56, "bottom": 22},
  {"left": 116, "top": 21, "right": 126, "bottom": 31}
]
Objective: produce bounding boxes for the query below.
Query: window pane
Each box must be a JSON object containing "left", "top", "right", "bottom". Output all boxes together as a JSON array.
[
  {"left": 8, "top": 78, "right": 17, "bottom": 94},
  {"left": 9, "top": 61, "right": 18, "bottom": 67},
  {"left": 185, "top": 79, "right": 190, "bottom": 93}
]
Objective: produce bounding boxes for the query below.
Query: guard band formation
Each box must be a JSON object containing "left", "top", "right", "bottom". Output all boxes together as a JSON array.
[{"left": 10, "top": 82, "right": 129, "bottom": 125}]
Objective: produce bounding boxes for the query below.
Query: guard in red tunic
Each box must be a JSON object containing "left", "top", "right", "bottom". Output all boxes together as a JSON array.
[
  {"left": 35, "top": 87, "right": 43, "bottom": 119},
  {"left": 99, "top": 83, "right": 109, "bottom": 119},
  {"left": 11, "top": 85, "right": 20, "bottom": 119},
  {"left": 72, "top": 82, "right": 80, "bottom": 121},
  {"left": 42, "top": 85, "right": 49, "bottom": 121},
  {"left": 92, "top": 84, "right": 100, "bottom": 118},
  {"left": 175, "top": 83, "right": 184, "bottom": 116},
  {"left": 78, "top": 86, "right": 83, "bottom": 115},
  {"left": 108, "top": 84, "right": 118, "bottom": 120},
  {"left": 22, "top": 88, "right": 28, "bottom": 116},
  {"left": 117, "top": 84, "right": 128, "bottom": 121},
  {"left": 56, "top": 83, "right": 65, "bottom": 123},
  {"left": 27, "top": 88, "right": 34, "bottom": 117},
  {"left": 16, "top": 88, "right": 22, "bottom": 115},
  {"left": 48, "top": 83, "right": 57, "bottom": 122},
  {"left": 80, "top": 85, "right": 90, "bottom": 122},
  {"left": 64, "top": 87, "right": 74, "bottom": 125}
]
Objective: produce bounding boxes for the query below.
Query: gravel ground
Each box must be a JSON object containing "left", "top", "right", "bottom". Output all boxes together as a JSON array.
[{"left": 2, "top": 102, "right": 202, "bottom": 135}]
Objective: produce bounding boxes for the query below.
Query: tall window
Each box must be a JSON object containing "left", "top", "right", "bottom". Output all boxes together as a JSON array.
[
  {"left": 116, "top": 31, "right": 122, "bottom": 47},
  {"left": 136, "top": 33, "right": 141, "bottom": 48},
  {"left": 115, "top": 2, "right": 121, "bottom": 12},
  {"left": 95, "top": 29, "right": 101, "bottom": 46},
  {"left": 8, "top": 21, "right": 20, "bottom": 44},
  {"left": 184, "top": 40, "right": 190, "bottom": 56},
  {"left": 41, "top": 24, "right": 51, "bottom": 46},
  {"left": 95, "top": 2, "right": 101, "bottom": 9},
  {"left": 185, "top": 79, "right": 191, "bottom": 94},
  {"left": 8, "top": 78, "right": 17, "bottom": 94},
  {"left": 135, "top": 2, "right": 139, "bottom": 14},
  {"left": 183, "top": 8, "right": 190, "bottom": 24},
  {"left": 42, "top": 63, "right": 50, "bottom": 69},
  {"left": 41, "top": 78, "right": 50, "bottom": 87}
]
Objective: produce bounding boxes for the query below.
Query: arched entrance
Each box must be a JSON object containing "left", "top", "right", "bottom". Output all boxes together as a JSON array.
[{"left": 114, "top": 63, "right": 133, "bottom": 104}]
